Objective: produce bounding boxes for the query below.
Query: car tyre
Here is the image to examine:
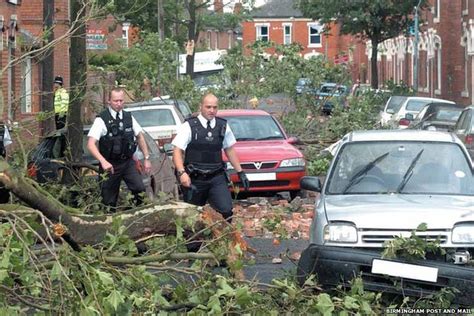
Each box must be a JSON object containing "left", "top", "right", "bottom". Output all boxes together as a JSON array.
[{"left": 296, "top": 247, "right": 317, "bottom": 287}]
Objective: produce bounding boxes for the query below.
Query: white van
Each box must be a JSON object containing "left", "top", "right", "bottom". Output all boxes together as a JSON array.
[{"left": 386, "top": 96, "right": 454, "bottom": 129}]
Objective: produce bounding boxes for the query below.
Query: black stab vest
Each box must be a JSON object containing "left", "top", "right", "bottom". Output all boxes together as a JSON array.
[
  {"left": 184, "top": 117, "right": 226, "bottom": 171},
  {"left": 0, "top": 125, "right": 5, "bottom": 158},
  {"left": 98, "top": 110, "right": 137, "bottom": 161}
]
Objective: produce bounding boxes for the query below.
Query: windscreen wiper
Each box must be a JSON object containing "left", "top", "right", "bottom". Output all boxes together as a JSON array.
[
  {"left": 342, "top": 152, "right": 389, "bottom": 193},
  {"left": 396, "top": 149, "right": 424, "bottom": 193},
  {"left": 236, "top": 137, "right": 256, "bottom": 141}
]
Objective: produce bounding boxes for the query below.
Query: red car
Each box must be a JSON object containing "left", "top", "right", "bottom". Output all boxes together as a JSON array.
[{"left": 218, "top": 109, "right": 306, "bottom": 199}]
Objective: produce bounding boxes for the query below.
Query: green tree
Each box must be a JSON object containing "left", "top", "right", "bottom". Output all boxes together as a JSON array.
[{"left": 297, "top": 0, "right": 428, "bottom": 89}]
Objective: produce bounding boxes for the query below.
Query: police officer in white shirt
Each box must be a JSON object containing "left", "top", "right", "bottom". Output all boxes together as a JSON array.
[
  {"left": 87, "top": 87, "right": 151, "bottom": 209},
  {"left": 172, "top": 93, "right": 249, "bottom": 222},
  {"left": 0, "top": 124, "right": 12, "bottom": 203}
]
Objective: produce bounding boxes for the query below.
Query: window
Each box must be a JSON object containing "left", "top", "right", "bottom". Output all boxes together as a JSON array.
[
  {"left": 122, "top": 22, "right": 130, "bottom": 48},
  {"left": 308, "top": 23, "right": 322, "bottom": 47},
  {"left": 228, "top": 31, "right": 232, "bottom": 49},
  {"left": 256, "top": 24, "right": 269, "bottom": 42},
  {"left": 207, "top": 31, "right": 212, "bottom": 49},
  {"left": 21, "top": 57, "right": 32, "bottom": 113},
  {"left": 7, "top": 0, "right": 19, "bottom": 4},
  {"left": 462, "top": 0, "right": 469, "bottom": 14},
  {"left": 433, "top": 0, "right": 440, "bottom": 22},
  {"left": 283, "top": 23, "right": 292, "bottom": 45}
]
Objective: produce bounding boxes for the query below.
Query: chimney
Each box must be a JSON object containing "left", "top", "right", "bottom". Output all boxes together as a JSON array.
[
  {"left": 233, "top": 2, "right": 243, "bottom": 14},
  {"left": 214, "top": 0, "right": 223, "bottom": 13}
]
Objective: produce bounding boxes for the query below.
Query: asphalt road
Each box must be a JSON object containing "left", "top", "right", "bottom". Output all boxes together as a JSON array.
[{"left": 242, "top": 237, "right": 309, "bottom": 284}]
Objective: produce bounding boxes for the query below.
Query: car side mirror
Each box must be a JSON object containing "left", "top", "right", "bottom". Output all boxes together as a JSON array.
[
  {"left": 386, "top": 109, "right": 395, "bottom": 114},
  {"left": 405, "top": 113, "right": 414, "bottom": 121},
  {"left": 300, "top": 176, "right": 322, "bottom": 192}
]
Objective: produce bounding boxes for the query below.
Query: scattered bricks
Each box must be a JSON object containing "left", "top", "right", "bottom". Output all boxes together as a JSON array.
[
  {"left": 292, "top": 212, "right": 302, "bottom": 221},
  {"left": 301, "top": 211, "right": 314, "bottom": 219},
  {"left": 270, "top": 199, "right": 280, "bottom": 206},
  {"left": 302, "top": 204, "right": 315, "bottom": 212},
  {"left": 246, "top": 204, "right": 260, "bottom": 214},
  {"left": 243, "top": 228, "right": 257, "bottom": 237},
  {"left": 278, "top": 199, "right": 289, "bottom": 207},
  {"left": 243, "top": 219, "right": 254, "bottom": 230}
]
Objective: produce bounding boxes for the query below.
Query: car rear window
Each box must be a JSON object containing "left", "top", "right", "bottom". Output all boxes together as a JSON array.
[
  {"left": 129, "top": 109, "right": 176, "bottom": 127},
  {"left": 435, "top": 109, "right": 463, "bottom": 121},
  {"left": 406, "top": 100, "right": 431, "bottom": 111},
  {"left": 386, "top": 96, "right": 407, "bottom": 112}
]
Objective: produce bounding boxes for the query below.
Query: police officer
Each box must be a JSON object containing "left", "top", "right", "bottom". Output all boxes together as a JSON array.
[
  {"left": 87, "top": 87, "right": 152, "bottom": 209},
  {"left": 53, "top": 76, "right": 69, "bottom": 130},
  {"left": 172, "top": 93, "right": 249, "bottom": 222},
  {"left": 0, "top": 124, "right": 12, "bottom": 204}
]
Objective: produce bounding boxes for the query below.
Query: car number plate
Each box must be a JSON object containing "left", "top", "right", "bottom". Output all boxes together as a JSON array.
[
  {"left": 247, "top": 173, "right": 276, "bottom": 181},
  {"left": 371, "top": 259, "right": 438, "bottom": 282}
]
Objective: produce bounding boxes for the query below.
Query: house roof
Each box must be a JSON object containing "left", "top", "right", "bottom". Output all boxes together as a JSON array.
[{"left": 251, "top": 0, "right": 304, "bottom": 18}]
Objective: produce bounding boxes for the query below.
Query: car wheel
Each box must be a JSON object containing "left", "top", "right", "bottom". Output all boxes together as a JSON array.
[{"left": 296, "top": 247, "right": 317, "bottom": 287}]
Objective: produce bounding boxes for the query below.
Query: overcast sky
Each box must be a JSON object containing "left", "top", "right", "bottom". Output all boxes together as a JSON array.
[{"left": 221, "top": 0, "right": 267, "bottom": 12}]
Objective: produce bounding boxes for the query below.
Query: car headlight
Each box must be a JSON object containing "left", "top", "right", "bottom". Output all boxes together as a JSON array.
[
  {"left": 226, "top": 162, "right": 234, "bottom": 170},
  {"left": 324, "top": 224, "right": 357, "bottom": 243},
  {"left": 280, "top": 158, "right": 305, "bottom": 167},
  {"left": 452, "top": 225, "right": 474, "bottom": 243}
]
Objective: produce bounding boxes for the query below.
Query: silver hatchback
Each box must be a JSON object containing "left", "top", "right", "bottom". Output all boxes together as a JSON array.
[{"left": 298, "top": 130, "right": 474, "bottom": 304}]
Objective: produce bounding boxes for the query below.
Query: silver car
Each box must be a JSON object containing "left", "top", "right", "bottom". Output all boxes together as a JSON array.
[{"left": 297, "top": 130, "right": 474, "bottom": 304}]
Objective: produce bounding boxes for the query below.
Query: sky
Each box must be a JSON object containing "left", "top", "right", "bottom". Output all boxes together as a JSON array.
[{"left": 221, "top": 0, "right": 267, "bottom": 13}]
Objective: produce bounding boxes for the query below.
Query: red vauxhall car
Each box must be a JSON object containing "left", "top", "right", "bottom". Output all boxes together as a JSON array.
[{"left": 218, "top": 109, "right": 307, "bottom": 199}]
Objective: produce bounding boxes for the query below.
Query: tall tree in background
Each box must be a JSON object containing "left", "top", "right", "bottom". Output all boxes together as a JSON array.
[
  {"left": 64, "top": 0, "right": 88, "bottom": 183},
  {"left": 298, "top": 0, "right": 428, "bottom": 89}
]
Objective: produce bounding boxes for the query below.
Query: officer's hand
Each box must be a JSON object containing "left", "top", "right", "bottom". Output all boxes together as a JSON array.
[
  {"left": 179, "top": 172, "right": 191, "bottom": 188},
  {"left": 143, "top": 159, "right": 152, "bottom": 175},
  {"left": 101, "top": 160, "right": 114, "bottom": 174},
  {"left": 238, "top": 171, "right": 250, "bottom": 191}
]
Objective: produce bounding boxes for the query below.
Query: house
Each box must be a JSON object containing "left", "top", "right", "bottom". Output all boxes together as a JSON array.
[
  {"left": 241, "top": 0, "right": 367, "bottom": 82},
  {"left": 368, "top": 0, "right": 474, "bottom": 105}
]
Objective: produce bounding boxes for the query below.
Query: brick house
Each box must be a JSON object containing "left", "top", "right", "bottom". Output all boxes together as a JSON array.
[
  {"left": 367, "top": 0, "right": 474, "bottom": 105},
  {"left": 241, "top": 0, "right": 367, "bottom": 83}
]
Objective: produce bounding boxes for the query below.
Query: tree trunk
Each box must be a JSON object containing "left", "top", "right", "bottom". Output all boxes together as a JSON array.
[
  {"left": 41, "top": 0, "right": 55, "bottom": 136},
  {"left": 371, "top": 40, "right": 379, "bottom": 90},
  {"left": 64, "top": 0, "right": 87, "bottom": 185}
]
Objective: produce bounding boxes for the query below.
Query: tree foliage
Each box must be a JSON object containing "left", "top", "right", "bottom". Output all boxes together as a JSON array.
[{"left": 297, "top": 0, "right": 429, "bottom": 88}]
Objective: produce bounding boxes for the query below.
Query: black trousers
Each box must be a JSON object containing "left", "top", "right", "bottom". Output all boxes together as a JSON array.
[
  {"left": 100, "top": 159, "right": 146, "bottom": 208},
  {"left": 55, "top": 114, "right": 66, "bottom": 130},
  {"left": 182, "top": 173, "right": 233, "bottom": 221},
  {"left": 0, "top": 186, "right": 10, "bottom": 204}
]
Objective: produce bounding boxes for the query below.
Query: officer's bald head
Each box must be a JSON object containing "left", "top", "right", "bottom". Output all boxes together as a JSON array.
[{"left": 200, "top": 93, "right": 219, "bottom": 121}]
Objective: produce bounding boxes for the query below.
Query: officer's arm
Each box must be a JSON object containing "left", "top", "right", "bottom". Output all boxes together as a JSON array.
[
  {"left": 87, "top": 137, "right": 113, "bottom": 173},
  {"left": 136, "top": 132, "right": 152, "bottom": 174},
  {"left": 173, "top": 146, "right": 191, "bottom": 187},
  {"left": 224, "top": 146, "right": 243, "bottom": 173}
]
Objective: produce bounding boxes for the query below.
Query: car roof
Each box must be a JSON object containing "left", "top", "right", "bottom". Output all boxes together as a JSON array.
[
  {"left": 124, "top": 102, "right": 176, "bottom": 110},
  {"left": 404, "top": 96, "right": 455, "bottom": 104},
  {"left": 343, "top": 130, "right": 460, "bottom": 144},
  {"left": 424, "top": 102, "right": 464, "bottom": 109},
  {"left": 217, "top": 109, "right": 271, "bottom": 116}
]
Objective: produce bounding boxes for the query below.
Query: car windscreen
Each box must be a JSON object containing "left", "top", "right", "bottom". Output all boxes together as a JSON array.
[
  {"left": 386, "top": 96, "right": 407, "bottom": 112},
  {"left": 128, "top": 108, "right": 176, "bottom": 127},
  {"left": 406, "top": 100, "right": 432, "bottom": 111},
  {"left": 222, "top": 115, "right": 285, "bottom": 141},
  {"left": 327, "top": 141, "right": 474, "bottom": 195}
]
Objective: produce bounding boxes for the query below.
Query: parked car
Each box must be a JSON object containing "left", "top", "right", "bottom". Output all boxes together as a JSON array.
[
  {"left": 27, "top": 128, "right": 178, "bottom": 199},
  {"left": 295, "top": 78, "right": 318, "bottom": 96},
  {"left": 453, "top": 105, "right": 474, "bottom": 159},
  {"left": 316, "top": 83, "right": 349, "bottom": 114},
  {"left": 408, "top": 102, "right": 464, "bottom": 131},
  {"left": 378, "top": 95, "right": 408, "bottom": 127},
  {"left": 297, "top": 130, "right": 474, "bottom": 305},
  {"left": 386, "top": 97, "right": 455, "bottom": 129},
  {"left": 124, "top": 101, "right": 186, "bottom": 147},
  {"left": 152, "top": 96, "right": 193, "bottom": 119},
  {"left": 217, "top": 109, "right": 307, "bottom": 199}
]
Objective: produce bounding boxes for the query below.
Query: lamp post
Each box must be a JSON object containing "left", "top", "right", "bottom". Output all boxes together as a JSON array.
[{"left": 413, "top": 0, "right": 422, "bottom": 92}]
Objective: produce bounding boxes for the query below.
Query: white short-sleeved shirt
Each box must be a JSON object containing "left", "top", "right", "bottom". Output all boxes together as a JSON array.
[
  {"left": 172, "top": 114, "right": 236, "bottom": 151},
  {"left": 3, "top": 127, "right": 12, "bottom": 147},
  {"left": 88, "top": 107, "right": 143, "bottom": 141}
]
